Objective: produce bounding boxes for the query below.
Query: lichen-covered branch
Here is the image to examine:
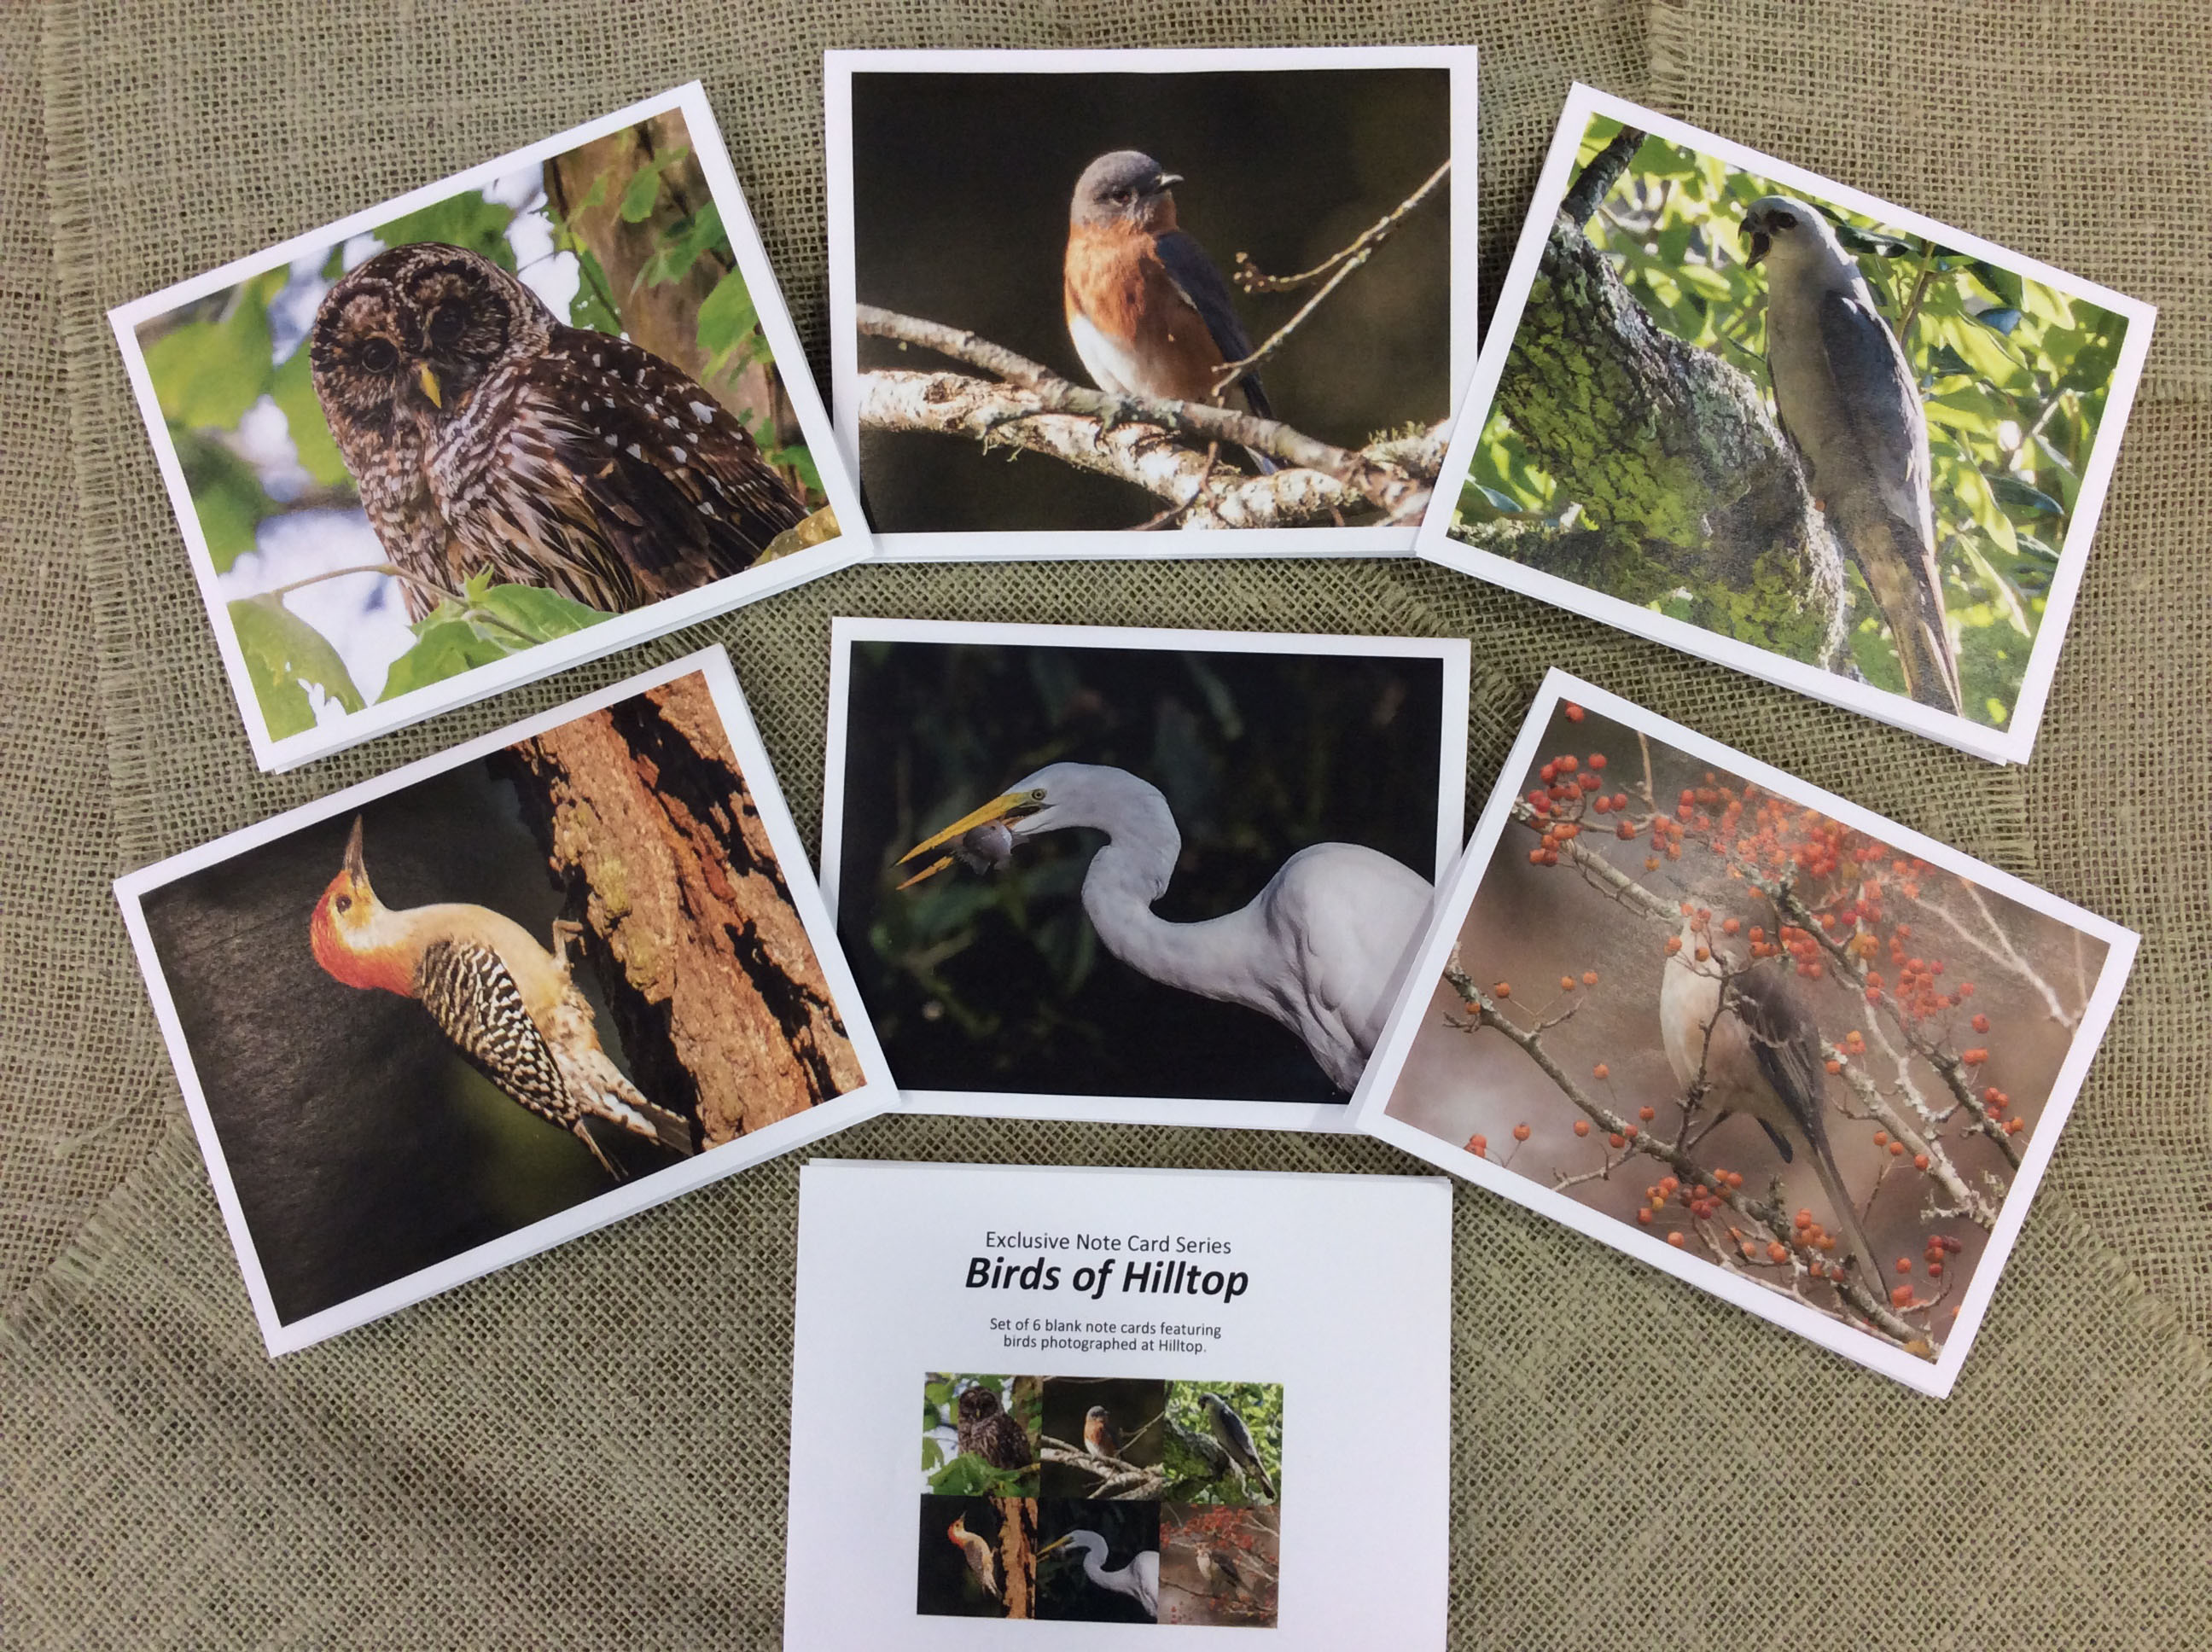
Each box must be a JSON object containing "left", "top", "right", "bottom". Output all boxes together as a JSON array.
[{"left": 1452, "top": 148, "right": 1850, "bottom": 666}]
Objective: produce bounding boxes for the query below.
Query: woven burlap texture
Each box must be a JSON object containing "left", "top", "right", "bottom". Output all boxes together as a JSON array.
[{"left": 4, "top": 0, "right": 2209, "bottom": 1645}]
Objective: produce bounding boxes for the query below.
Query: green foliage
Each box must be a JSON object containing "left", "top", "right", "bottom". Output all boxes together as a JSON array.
[
  {"left": 1162, "top": 1382, "right": 1283, "bottom": 1504},
  {"left": 227, "top": 592, "right": 364, "bottom": 739},
  {"left": 1467, "top": 110, "right": 2131, "bottom": 730},
  {"left": 379, "top": 572, "right": 610, "bottom": 702},
  {"left": 373, "top": 192, "right": 519, "bottom": 269}
]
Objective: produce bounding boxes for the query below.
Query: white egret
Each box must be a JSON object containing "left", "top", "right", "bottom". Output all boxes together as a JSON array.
[
  {"left": 897, "top": 762, "right": 1434, "bottom": 1092},
  {"left": 1039, "top": 1529, "right": 1160, "bottom": 1617}
]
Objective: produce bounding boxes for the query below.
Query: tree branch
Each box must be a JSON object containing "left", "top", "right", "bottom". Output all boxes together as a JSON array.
[
  {"left": 855, "top": 305, "right": 1432, "bottom": 524},
  {"left": 1458, "top": 143, "right": 1852, "bottom": 666}
]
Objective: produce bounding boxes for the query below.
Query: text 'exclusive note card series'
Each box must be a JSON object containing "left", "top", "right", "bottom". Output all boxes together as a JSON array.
[{"left": 783, "top": 1160, "right": 1452, "bottom": 1646}]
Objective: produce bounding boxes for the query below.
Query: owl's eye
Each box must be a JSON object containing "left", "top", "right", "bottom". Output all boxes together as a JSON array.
[
  {"left": 358, "top": 338, "right": 399, "bottom": 374},
  {"left": 425, "top": 305, "right": 467, "bottom": 348}
]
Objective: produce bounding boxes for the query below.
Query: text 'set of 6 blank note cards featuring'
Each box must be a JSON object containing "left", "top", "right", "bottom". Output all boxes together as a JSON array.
[{"left": 783, "top": 1161, "right": 1452, "bottom": 1646}]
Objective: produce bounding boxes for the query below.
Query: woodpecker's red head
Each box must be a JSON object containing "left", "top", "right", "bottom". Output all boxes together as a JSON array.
[{"left": 309, "top": 817, "right": 411, "bottom": 995}]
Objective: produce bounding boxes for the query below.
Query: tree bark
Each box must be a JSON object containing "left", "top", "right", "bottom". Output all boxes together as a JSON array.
[
  {"left": 998, "top": 1498, "right": 1039, "bottom": 1620},
  {"left": 1457, "top": 146, "right": 1851, "bottom": 670},
  {"left": 504, "top": 673, "right": 865, "bottom": 1146}
]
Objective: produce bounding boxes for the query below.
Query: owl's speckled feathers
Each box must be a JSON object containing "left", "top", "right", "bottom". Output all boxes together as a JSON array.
[
  {"left": 954, "top": 1384, "right": 1031, "bottom": 1470},
  {"left": 309, "top": 241, "right": 807, "bottom": 621}
]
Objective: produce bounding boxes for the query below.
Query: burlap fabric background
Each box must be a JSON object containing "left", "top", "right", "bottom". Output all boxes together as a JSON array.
[{"left": 3, "top": 0, "right": 2206, "bottom": 1643}]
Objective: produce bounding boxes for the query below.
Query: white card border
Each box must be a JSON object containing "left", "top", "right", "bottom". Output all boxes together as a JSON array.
[
  {"left": 114, "top": 645, "right": 899, "bottom": 1356},
  {"left": 108, "top": 83, "right": 876, "bottom": 774},
  {"left": 824, "top": 45, "right": 1481, "bottom": 562},
  {"left": 1345, "top": 666, "right": 2139, "bottom": 1397},
  {"left": 822, "top": 616, "right": 1472, "bottom": 1133},
  {"left": 1409, "top": 83, "right": 2157, "bottom": 766}
]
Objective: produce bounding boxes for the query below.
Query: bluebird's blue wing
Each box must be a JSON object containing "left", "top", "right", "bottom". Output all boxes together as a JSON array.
[{"left": 1155, "top": 230, "right": 1272, "bottom": 420}]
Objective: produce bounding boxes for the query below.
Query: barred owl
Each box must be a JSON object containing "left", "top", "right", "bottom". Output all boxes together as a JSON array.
[
  {"left": 308, "top": 242, "right": 808, "bottom": 621},
  {"left": 954, "top": 1384, "right": 1031, "bottom": 1469}
]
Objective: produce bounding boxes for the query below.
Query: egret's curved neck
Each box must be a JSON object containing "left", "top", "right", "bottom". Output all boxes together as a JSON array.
[{"left": 1064, "top": 781, "right": 1269, "bottom": 1012}]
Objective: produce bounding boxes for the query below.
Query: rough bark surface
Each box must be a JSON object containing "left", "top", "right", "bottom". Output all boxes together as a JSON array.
[
  {"left": 997, "top": 1498, "right": 1039, "bottom": 1620},
  {"left": 506, "top": 673, "right": 864, "bottom": 1145},
  {"left": 1461, "top": 192, "right": 1852, "bottom": 669}
]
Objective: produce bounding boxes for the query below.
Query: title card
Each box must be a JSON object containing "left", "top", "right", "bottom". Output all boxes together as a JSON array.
[{"left": 783, "top": 1160, "right": 1451, "bottom": 1646}]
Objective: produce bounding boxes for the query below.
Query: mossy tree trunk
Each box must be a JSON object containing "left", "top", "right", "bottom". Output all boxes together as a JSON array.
[
  {"left": 505, "top": 673, "right": 865, "bottom": 1147},
  {"left": 1458, "top": 131, "right": 1850, "bottom": 670}
]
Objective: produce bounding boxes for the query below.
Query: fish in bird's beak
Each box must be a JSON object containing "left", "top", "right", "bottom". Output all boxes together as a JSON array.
[
  {"left": 895, "top": 788, "right": 1045, "bottom": 890},
  {"left": 416, "top": 363, "right": 443, "bottom": 408}
]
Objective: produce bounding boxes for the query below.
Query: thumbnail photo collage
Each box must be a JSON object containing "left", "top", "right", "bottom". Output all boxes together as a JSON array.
[{"left": 917, "top": 1374, "right": 1283, "bottom": 1627}]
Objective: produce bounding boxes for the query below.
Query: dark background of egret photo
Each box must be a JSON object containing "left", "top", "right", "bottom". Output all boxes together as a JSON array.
[
  {"left": 850, "top": 66, "right": 1452, "bottom": 531},
  {"left": 833, "top": 639, "right": 1449, "bottom": 1102}
]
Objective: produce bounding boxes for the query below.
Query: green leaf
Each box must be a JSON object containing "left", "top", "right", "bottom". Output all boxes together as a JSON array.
[
  {"left": 1988, "top": 474, "right": 2064, "bottom": 517},
  {"left": 696, "top": 269, "right": 760, "bottom": 357},
  {"left": 473, "top": 583, "right": 612, "bottom": 643},
  {"left": 377, "top": 618, "right": 507, "bottom": 701},
  {"left": 268, "top": 344, "right": 354, "bottom": 490},
  {"left": 172, "top": 428, "right": 271, "bottom": 572},
  {"left": 765, "top": 439, "right": 824, "bottom": 498},
  {"left": 1970, "top": 260, "right": 2024, "bottom": 310},
  {"left": 140, "top": 274, "right": 280, "bottom": 430},
  {"left": 375, "top": 190, "right": 519, "bottom": 269},
  {"left": 568, "top": 248, "right": 622, "bottom": 334},
  {"left": 637, "top": 203, "right": 728, "bottom": 288},
  {"left": 229, "top": 594, "right": 364, "bottom": 738},
  {"left": 617, "top": 144, "right": 690, "bottom": 223}
]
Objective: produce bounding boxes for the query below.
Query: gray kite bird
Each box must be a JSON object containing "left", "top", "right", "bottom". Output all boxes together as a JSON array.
[
  {"left": 1658, "top": 907, "right": 1881, "bottom": 1287},
  {"left": 1198, "top": 1393, "right": 1276, "bottom": 1500},
  {"left": 1741, "top": 195, "right": 1963, "bottom": 716}
]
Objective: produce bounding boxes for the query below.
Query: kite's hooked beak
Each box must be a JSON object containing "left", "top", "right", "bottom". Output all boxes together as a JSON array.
[
  {"left": 1742, "top": 224, "right": 1772, "bottom": 268},
  {"left": 894, "top": 788, "right": 1045, "bottom": 889},
  {"left": 416, "top": 363, "right": 444, "bottom": 409}
]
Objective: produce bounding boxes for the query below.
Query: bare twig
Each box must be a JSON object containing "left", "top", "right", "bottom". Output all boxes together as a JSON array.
[
  {"left": 1214, "top": 158, "right": 1451, "bottom": 393},
  {"left": 244, "top": 559, "right": 459, "bottom": 612}
]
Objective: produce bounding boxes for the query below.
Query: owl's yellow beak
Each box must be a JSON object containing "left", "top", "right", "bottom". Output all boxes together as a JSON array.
[{"left": 416, "top": 364, "right": 443, "bottom": 409}]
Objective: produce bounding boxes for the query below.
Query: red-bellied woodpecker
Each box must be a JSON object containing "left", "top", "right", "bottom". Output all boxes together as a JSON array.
[
  {"left": 308, "top": 816, "right": 693, "bottom": 1178},
  {"left": 948, "top": 1515, "right": 999, "bottom": 1600}
]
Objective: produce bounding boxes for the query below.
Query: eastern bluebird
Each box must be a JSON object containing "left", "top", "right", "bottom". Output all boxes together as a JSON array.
[
  {"left": 1082, "top": 1403, "right": 1123, "bottom": 1462},
  {"left": 1063, "top": 150, "right": 1279, "bottom": 474}
]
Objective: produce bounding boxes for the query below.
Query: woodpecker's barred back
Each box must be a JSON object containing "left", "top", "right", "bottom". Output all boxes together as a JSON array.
[{"left": 309, "top": 817, "right": 694, "bottom": 1178}]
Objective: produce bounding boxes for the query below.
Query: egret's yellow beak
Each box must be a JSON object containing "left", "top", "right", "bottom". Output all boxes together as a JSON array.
[
  {"left": 416, "top": 364, "right": 443, "bottom": 408},
  {"left": 1036, "top": 1535, "right": 1073, "bottom": 1558},
  {"left": 894, "top": 788, "right": 1037, "bottom": 890}
]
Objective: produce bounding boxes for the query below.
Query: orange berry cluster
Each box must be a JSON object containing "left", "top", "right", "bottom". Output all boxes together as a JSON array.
[{"left": 1980, "top": 1084, "right": 2028, "bottom": 1136}]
